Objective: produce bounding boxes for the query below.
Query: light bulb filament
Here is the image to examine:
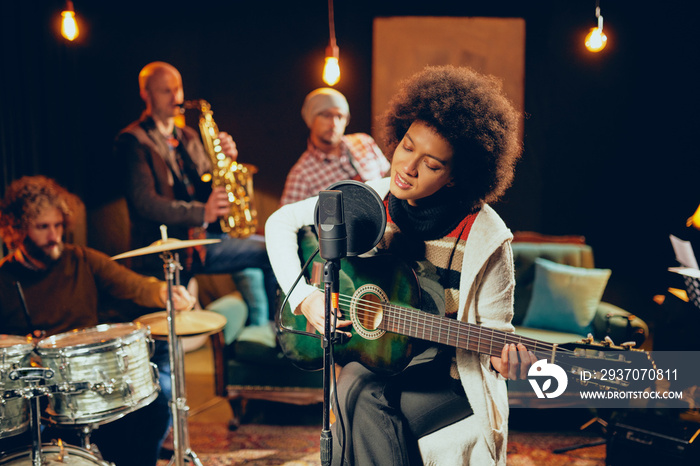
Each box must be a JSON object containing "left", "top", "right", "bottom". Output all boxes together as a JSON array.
[
  {"left": 585, "top": 26, "right": 607, "bottom": 52},
  {"left": 61, "top": 10, "right": 79, "bottom": 41},
  {"left": 323, "top": 56, "right": 340, "bottom": 86}
]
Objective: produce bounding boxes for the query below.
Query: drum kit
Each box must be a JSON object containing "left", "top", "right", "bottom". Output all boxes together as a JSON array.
[{"left": 0, "top": 230, "right": 226, "bottom": 466}]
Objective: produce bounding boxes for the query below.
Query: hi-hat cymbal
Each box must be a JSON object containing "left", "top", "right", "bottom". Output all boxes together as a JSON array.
[
  {"left": 111, "top": 238, "right": 221, "bottom": 260},
  {"left": 135, "top": 310, "right": 227, "bottom": 337}
]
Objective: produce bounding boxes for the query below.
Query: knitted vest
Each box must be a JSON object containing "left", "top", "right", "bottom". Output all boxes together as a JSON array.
[{"left": 379, "top": 198, "right": 479, "bottom": 319}]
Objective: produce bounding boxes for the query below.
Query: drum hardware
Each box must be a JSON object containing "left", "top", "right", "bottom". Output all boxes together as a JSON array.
[
  {"left": 110, "top": 238, "right": 221, "bottom": 261},
  {"left": 1, "top": 335, "right": 35, "bottom": 440},
  {"left": 92, "top": 370, "right": 118, "bottom": 396},
  {"left": 112, "top": 226, "right": 217, "bottom": 466},
  {"left": 116, "top": 348, "right": 129, "bottom": 372},
  {"left": 76, "top": 425, "right": 100, "bottom": 454},
  {"left": 36, "top": 323, "right": 160, "bottom": 426},
  {"left": 49, "top": 381, "right": 91, "bottom": 395},
  {"left": 134, "top": 310, "right": 227, "bottom": 337},
  {"left": 0, "top": 441, "right": 114, "bottom": 466},
  {"left": 160, "top": 246, "right": 203, "bottom": 466},
  {"left": 7, "top": 366, "right": 55, "bottom": 466}
]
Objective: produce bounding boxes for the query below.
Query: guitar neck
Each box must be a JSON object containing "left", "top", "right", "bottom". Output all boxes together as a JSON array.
[{"left": 380, "top": 303, "right": 558, "bottom": 359}]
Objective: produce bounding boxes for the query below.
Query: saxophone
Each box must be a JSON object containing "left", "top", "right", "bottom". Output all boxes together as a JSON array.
[{"left": 183, "top": 100, "right": 258, "bottom": 238}]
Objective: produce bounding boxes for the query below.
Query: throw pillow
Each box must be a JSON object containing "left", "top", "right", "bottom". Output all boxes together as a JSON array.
[{"left": 521, "top": 258, "right": 611, "bottom": 335}]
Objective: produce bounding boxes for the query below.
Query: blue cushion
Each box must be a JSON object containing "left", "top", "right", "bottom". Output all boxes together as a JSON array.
[
  {"left": 511, "top": 242, "right": 594, "bottom": 325},
  {"left": 521, "top": 258, "right": 611, "bottom": 335}
]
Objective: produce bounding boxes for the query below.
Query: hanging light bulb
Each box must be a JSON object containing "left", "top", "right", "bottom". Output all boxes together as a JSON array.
[
  {"left": 687, "top": 203, "right": 700, "bottom": 230},
  {"left": 323, "top": 44, "right": 340, "bottom": 86},
  {"left": 322, "top": 0, "right": 340, "bottom": 86},
  {"left": 61, "top": 0, "right": 79, "bottom": 41},
  {"left": 585, "top": 2, "right": 607, "bottom": 52}
]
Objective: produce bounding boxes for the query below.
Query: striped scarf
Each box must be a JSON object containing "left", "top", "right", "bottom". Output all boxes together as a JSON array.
[{"left": 380, "top": 193, "right": 479, "bottom": 319}]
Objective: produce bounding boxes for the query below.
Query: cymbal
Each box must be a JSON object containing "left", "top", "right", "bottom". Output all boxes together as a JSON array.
[
  {"left": 135, "top": 310, "right": 227, "bottom": 337},
  {"left": 111, "top": 238, "right": 221, "bottom": 260}
]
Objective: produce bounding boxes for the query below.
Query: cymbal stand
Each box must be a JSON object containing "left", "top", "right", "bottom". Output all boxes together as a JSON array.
[
  {"left": 8, "top": 366, "right": 55, "bottom": 466},
  {"left": 160, "top": 249, "right": 202, "bottom": 466}
]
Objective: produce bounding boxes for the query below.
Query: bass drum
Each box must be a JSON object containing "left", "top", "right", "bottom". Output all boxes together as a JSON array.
[
  {"left": 36, "top": 323, "right": 159, "bottom": 425},
  {"left": 0, "top": 335, "right": 34, "bottom": 439},
  {"left": 0, "top": 443, "right": 113, "bottom": 465}
]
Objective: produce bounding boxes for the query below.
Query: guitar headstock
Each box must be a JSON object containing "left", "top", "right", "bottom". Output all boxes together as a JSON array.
[
  {"left": 555, "top": 337, "right": 657, "bottom": 392},
  {"left": 566, "top": 334, "right": 640, "bottom": 351}
]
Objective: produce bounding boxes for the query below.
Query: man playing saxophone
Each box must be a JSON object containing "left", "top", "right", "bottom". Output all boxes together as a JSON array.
[{"left": 114, "top": 61, "right": 276, "bottom": 330}]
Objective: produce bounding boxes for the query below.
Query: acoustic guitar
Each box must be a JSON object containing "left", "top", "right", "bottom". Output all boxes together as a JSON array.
[{"left": 277, "top": 233, "right": 653, "bottom": 392}]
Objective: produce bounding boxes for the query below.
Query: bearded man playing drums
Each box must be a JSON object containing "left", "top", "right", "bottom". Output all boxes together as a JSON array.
[{"left": 0, "top": 175, "right": 196, "bottom": 465}]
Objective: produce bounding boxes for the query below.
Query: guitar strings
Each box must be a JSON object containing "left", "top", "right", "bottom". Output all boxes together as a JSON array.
[
  {"left": 334, "top": 293, "right": 525, "bottom": 354},
  {"left": 333, "top": 292, "right": 561, "bottom": 353},
  {"left": 332, "top": 292, "right": 591, "bottom": 373},
  {"left": 320, "top": 290, "right": 640, "bottom": 386}
]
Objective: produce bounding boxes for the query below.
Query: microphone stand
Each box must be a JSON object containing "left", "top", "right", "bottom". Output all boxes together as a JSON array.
[
  {"left": 321, "top": 259, "right": 340, "bottom": 466},
  {"left": 317, "top": 190, "right": 347, "bottom": 466}
]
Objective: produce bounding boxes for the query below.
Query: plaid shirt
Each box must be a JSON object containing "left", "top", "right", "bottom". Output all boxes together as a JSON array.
[{"left": 280, "top": 133, "right": 390, "bottom": 205}]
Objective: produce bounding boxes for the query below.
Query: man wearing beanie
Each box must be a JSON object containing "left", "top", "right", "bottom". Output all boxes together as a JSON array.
[{"left": 280, "top": 88, "right": 389, "bottom": 205}]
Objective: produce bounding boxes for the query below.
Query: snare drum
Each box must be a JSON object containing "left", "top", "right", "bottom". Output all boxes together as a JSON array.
[
  {"left": 0, "top": 335, "right": 33, "bottom": 440},
  {"left": 0, "top": 443, "right": 113, "bottom": 465},
  {"left": 36, "top": 323, "right": 159, "bottom": 425}
]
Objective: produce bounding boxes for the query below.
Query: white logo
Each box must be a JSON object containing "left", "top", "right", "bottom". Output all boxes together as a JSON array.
[{"left": 527, "top": 359, "right": 568, "bottom": 399}]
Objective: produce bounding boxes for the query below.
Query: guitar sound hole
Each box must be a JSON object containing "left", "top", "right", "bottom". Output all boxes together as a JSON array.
[
  {"left": 357, "top": 293, "right": 383, "bottom": 331},
  {"left": 351, "top": 284, "right": 387, "bottom": 340}
]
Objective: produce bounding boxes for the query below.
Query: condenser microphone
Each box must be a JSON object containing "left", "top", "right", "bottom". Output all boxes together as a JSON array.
[
  {"left": 314, "top": 180, "right": 386, "bottom": 257},
  {"left": 318, "top": 190, "right": 347, "bottom": 261}
]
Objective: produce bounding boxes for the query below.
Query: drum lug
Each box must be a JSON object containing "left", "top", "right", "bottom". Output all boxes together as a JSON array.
[
  {"left": 150, "top": 362, "right": 160, "bottom": 386},
  {"left": 116, "top": 348, "right": 129, "bottom": 373},
  {"left": 92, "top": 369, "right": 117, "bottom": 395},
  {"left": 1, "top": 360, "right": 21, "bottom": 382},
  {"left": 66, "top": 397, "right": 79, "bottom": 419},
  {"left": 58, "top": 351, "right": 70, "bottom": 380},
  {"left": 56, "top": 381, "right": 89, "bottom": 394},
  {"left": 147, "top": 335, "right": 155, "bottom": 358},
  {"left": 123, "top": 379, "right": 135, "bottom": 400}
]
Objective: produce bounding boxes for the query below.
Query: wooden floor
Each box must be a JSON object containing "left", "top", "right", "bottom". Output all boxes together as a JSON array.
[{"left": 181, "top": 339, "right": 233, "bottom": 424}]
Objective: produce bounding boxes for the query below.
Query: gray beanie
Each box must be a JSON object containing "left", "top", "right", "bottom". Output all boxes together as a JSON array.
[{"left": 301, "top": 88, "right": 350, "bottom": 127}]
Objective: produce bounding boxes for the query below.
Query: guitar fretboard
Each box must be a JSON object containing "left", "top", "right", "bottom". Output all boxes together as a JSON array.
[{"left": 380, "top": 303, "right": 559, "bottom": 359}]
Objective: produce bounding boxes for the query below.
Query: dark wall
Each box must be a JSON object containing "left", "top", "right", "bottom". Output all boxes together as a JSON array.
[{"left": 2, "top": 1, "right": 699, "bottom": 326}]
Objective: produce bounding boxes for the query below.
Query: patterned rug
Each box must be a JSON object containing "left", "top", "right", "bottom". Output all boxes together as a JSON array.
[
  {"left": 158, "top": 422, "right": 606, "bottom": 465},
  {"left": 158, "top": 422, "right": 322, "bottom": 465},
  {"left": 507, "top": 431, "right": 605, "bottom": 466}
]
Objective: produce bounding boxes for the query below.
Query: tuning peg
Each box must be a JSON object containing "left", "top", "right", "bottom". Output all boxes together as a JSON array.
[{"left": 620, "top": 341, "right": 636, "bottom": 350}]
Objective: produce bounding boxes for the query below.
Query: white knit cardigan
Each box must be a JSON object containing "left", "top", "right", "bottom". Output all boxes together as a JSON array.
[{"left": 265, "top": 178, "right": 515, "bottom": 465}]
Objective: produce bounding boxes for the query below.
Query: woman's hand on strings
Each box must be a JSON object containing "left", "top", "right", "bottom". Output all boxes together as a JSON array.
[{"left": 299, "top": 290, "right": 353, "bottom": 337}]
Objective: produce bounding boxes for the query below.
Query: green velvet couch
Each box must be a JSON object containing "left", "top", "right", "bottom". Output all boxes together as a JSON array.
[
  {"left": 202, "top": 292, "right": 322, "bottom": 429},
  {"left": 511, "top": 237, "right": 648, "bottom": 347}
]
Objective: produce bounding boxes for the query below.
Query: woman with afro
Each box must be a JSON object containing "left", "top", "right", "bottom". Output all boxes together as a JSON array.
[{"left": 266, "top": 65, "right": 535, "bottom": 465}]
